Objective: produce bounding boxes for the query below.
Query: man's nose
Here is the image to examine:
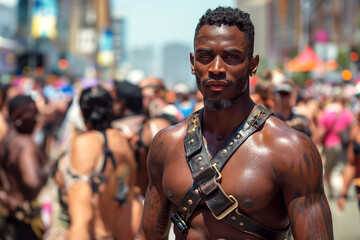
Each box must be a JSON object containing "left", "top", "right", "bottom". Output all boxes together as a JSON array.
[{"left": 209, "top": 56, "right": 225, "bottom": 75}]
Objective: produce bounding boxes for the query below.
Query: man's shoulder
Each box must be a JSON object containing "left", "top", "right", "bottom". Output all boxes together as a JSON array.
[
  {"left": 263, "top": 116, "right": 320, "bottom": 166},
  {"left": 263, "top": 116, "right": 312, "bottom": 149},
  {"left": 152, "top": 119, "right": 187, "bottom": 142}
]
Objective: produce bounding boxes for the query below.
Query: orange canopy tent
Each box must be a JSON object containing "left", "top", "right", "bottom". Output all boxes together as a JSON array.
[{"left": 285, "top": 45, "right": 324, "bottom": 72}]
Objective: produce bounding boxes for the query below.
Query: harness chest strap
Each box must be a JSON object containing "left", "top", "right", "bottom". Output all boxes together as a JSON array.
[{"left": 171, "top": 105, "right": 289, "bottom": 240}]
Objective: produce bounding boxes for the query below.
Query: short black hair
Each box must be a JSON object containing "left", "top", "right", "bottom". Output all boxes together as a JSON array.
[
  {"left": 115, "top": 80, "right": 143, "bottom": 114},
  {"left": 195, "top": 6, "right": 255, "bottom": 57},
  {"left": 8, "top": 94, "right": 34, "bottom": 117},
  {"left": 79, "top": 85, "right": 114, "bottom": 131}
]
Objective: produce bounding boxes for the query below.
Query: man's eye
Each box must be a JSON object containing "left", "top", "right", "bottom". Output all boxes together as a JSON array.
[
  {"left": 225, "top": 54, "right": 238, "bottom": 59},
  {"left": 199, "top": 54, "right": 210, "bottom": 59}
]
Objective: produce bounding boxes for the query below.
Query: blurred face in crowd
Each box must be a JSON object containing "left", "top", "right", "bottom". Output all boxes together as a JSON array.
[
  {"left": 190, "top": 25, "right": 258, "bottom": 111},
  {"left": 274, "top": 91, "right": 291, "bottom": 107},
  {"left": 141, "top": 87, "right": 158, "bottom": 113},
  {"left": 138, "top": 77, "right": 166, "bottom": 115}
]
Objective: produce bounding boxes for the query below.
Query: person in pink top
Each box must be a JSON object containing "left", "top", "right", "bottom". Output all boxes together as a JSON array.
[{"left": 316, "top": 92, "right": 354, "bottom": 198}]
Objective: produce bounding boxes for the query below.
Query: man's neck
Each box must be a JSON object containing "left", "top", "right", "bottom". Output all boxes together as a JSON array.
[{"left": 202, "top": 99, "right": 255, "bottom": 139}]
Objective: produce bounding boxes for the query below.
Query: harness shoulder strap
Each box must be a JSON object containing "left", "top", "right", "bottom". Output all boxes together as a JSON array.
[
  {"left": 89, "top": 130, "right": 116, "bottom": 194},
  {"left": 172, "top": 105, "right": 289, "bottom": 240},
  {"left": 100, "top": 130, "right": 130, "bottom": 205},
  {"left": 101, "top": 130, "right": 116, "bottom": 171}
]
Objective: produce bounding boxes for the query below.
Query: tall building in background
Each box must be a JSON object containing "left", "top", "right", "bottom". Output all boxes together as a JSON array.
[
  {"left": 68, "top": 0, "right": 97, "bottom": 77},
  {"left": 237, "top": 0, "right": 302, "bottom": 70},
  {"left": 109, "top": 0, "right": 126, "bottom": 80},
  {"left": 110, "top": 12, "right": 125, "bottom": 74},
  {"left": 129, "top": 45, "right": 154, "bottom": 78},
  {"left": 0, "top": 0, "right": 18, "bottom": 73},
  {"left": 237, "top": 0, "right": 269, "bottom": 62},
  {"left": 162, "top": 42, "right": 193, "bottom": 88},
  {"left": 237, "top": 0, "right": 360, "bottom": 73},
  {"left": 268, "top": 0, "right": 301, "bottom": 64}
]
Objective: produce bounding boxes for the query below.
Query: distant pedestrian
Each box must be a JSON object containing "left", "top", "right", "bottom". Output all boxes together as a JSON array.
[
  {"left": 64, "top": 85, "right": 142, "bottom": 239},
  {"left": 0, "top": 94, "right": 54, "bottom": 240}
]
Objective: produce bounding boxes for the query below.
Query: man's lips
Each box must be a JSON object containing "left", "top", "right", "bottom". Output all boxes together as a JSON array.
[{"left": 204, "top": 80, "right": 230, "bottom": 90}]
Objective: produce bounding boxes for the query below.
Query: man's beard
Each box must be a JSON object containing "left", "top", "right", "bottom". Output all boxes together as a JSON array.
[
  {"left": 204, "top": 97, "right": 232, "bottom": 111},
  {"left": 196, "top": 74, "right": 248, "bottom": 111}
]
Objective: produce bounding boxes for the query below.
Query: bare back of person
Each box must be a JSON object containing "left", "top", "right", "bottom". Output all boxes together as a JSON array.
[
  {"left": 0, "top": 132, "right": 47, "bottom": 210},
  {"left": 67, "top": 128, "right": 142, "bottom": 240}
]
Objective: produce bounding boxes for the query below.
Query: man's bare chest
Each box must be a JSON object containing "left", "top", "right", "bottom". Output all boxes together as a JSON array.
[{"left": 162, "top": 147, "right": 278, "bottom": 215}]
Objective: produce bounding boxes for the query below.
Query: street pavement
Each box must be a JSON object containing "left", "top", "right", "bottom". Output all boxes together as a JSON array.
[{"left": 327, "top": 163, "right": 360, "bottom": 240}]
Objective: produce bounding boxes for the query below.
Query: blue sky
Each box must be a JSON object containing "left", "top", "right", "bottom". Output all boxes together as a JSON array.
[{"left": 112, "top": 0, "right": 235, "bottom": 50}]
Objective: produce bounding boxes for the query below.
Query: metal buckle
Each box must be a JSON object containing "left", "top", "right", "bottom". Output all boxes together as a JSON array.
[
  {"left": 211, "top": 163, "right": 222, "bottom": 181},
  {"left": 171, "top": 212, "right": 188, "bottom": 235},
  {"left": 211, "top": 195, "right": 238, "bottom": 220}
]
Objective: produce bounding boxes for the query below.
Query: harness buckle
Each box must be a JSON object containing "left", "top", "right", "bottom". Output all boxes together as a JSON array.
[
  {"left": 211, "top": 163, "right": 222, "bottom": 181},
  {"left": 211, "top": 195, "right": 238, "bottom": 220},
  {"left": 171, "top": 212, "right": 188, "bottom": 235}
]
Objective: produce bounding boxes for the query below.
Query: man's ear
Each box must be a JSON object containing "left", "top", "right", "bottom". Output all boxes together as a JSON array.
[
  {"left": 190, "top": 52, "right": 195, "bottom": 73},
  {"left": 249, "top": 55, "right": 260, "bottom": 76}
]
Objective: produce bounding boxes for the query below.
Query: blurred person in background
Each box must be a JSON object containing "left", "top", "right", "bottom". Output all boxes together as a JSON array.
[
  {"left": 138, "top": 76, "right": 183, "bottom": 124},
  {"left": 36, "top": 81, "right": 74, "bottom": 156},
  {"left": 173, "top": 82, "right": 196, "bottom": 119},
  {"left": 111, "top": 80, "right": 146, "bottom": 140},
  {"left": 64, "top": 85, "right": 142, "bottom": 240},
  {"left": 338, "top": 90, "right": 360, "bottom": 212},
  {"left": 250, "top": 70, "right": 275, "bottom": 110},
  {"left": 272, "top": 80, "right": 311, "bottom": 136},
  {"left": 111, "top": 80, "right": 172, "bottom": 197},
  {"left": 0, "top": 94, "right": 56, "bottom": 240},
  {"left": 43, "top": 89, "right": 86, "bottom": 240},
  {"left": 314, "top": 86, "right": 354, "bottom": 198},
  {"left": 294, "top": 87, "right": 322, "bottom": 143},
  {"left": 0, "top": 82, "right": 9, "bottom": 142},
  {"left": 193, "top": 90, "right": 204, "bottom": 112}
]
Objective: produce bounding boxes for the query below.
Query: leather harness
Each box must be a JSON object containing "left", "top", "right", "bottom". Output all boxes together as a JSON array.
[{"left": 170, "top": 105, "right": 289, "bottom": 240}]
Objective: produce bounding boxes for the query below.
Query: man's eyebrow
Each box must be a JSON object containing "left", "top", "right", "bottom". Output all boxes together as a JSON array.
[
  {"left": 195, "top": 48, "right": 212, "bottom": 52},
  {"left": 223, "top": 49, "right": 243, "bottom": 54}
]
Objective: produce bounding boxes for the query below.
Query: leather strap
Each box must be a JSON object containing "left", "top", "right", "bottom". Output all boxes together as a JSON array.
[{"left": 171, "top": 105, "right": 289, "bottom": 240}]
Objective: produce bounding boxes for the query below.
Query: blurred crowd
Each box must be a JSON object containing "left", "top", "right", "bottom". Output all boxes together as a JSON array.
[{"left": 0, "top": 68, "right": 359, "bottom": 239}]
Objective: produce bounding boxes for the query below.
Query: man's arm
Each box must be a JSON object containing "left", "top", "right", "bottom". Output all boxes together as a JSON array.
[
  {"left": 137, "top": 130, "right": 172, "bottom": 240},
  {"left": 281, "top": 133, "right": 333, "bottom": 239}
]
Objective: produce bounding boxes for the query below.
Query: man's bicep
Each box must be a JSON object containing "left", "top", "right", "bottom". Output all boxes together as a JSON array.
[
  {"left": 141, "top": 133, "right": 172, "bottom": 239},
  {"left": 287, "top": 193, "right": 333, "bottom": 239},
  {"left": 282, "top": 141, "right": 333, "bottom": 239},
  {"left": 141, "top": 183, "right": 172, "bottom": 239}
]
